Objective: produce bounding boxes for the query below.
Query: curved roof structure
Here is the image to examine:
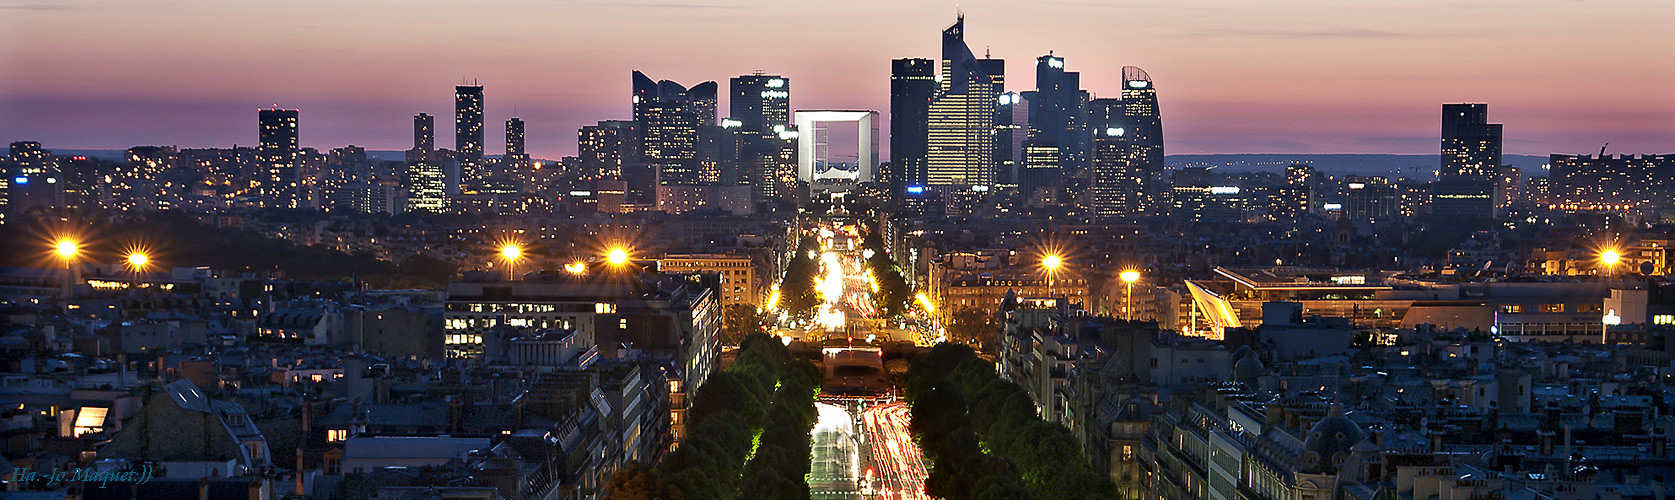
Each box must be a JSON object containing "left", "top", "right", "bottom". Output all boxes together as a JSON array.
[{"left": 1121, "top": 66, "right": 1152, "bottom": 84}]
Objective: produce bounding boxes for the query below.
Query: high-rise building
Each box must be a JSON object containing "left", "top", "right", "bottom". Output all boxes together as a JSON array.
[
  {"left": 579, "top": 120, "right": 638, "bottom": 179},
  {"left": 455, "top": 85, "right": 485, "bottom": 190},
  {"left": 406, "top": 160, "right": 448, "bottom": 213},
  {"left": 413, "top": 113, "right": 434, "bottom": 153},
  {"left": 926, "top": 15, "right": 1002, "bottom": 188},
  {"left": 258, "top": 108, "right": 299, "bottom": 208},
  {"left": 1433, "top": 103, "right": 1499, "bottom": 218},
  {"left": 1441, "top": 104, "right": 1501, "bottom": 178},
  {"left": 505, "top": 117, "right": 527, "bottom": 166},
  {"left": 729, "top": 73, "right": 790, "bottom": 133},
  {"left": 1120, "top": 66, "right": 1164, "bottom": 213},
  {"left": 1270, "top": 163, "right": 1315, "bottom": 219},
  {"left": 632, "top": 71, "right": 716, "bottom": 187},
  {"left": 1028, "top": 53, "right": 1090, "bottom": 177},
  {"left": 890, "top": 58, "right": 937, "bottom": 193}
]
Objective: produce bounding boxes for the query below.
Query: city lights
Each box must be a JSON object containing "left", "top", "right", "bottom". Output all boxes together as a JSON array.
[
  {"left": 500, "top": 244, "right": 522, "bottom": 261},
  {"left": 55, "top": 240, "right": 78, "bottom": 259},
  {"left": 563, "top": 261, "right": 587, "bottom": 275},
  {"left": 126, "top": 252, "right": 149, "bottom": 270}
]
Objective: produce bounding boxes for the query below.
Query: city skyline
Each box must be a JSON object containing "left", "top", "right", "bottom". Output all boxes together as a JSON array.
[{"left": 2, "top": 0, "right": 1673, "bottom": 159}]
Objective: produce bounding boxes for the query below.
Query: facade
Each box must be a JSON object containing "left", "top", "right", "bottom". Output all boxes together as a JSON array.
[
  {"left": 794, "top": 110, "right": 879, "bottom": 183},
  {"left": 728, "top": 73, "right": 790, "bottom": 133},
  {"left": 926, "top": 16, "right": 1002, "bottom": 189},
  {"left": 890, "top": 58, "right": 937, "bottom": 195},
  {"left": 257, "top": 108, "right": 299, "bottom": 208},
  {"left": 1027, "top": 53, "right": 1089, "bottom": 177},
  {"left": 579, "top": 120, "right": 638, "bottom": 179},
  {"left": 505, "top": 117, "right": 527, "bottom": 167},
  {"left": 655, "top": 253, "right": 762, "bottom": 315},
  {"left": 632, "top": 71, "right": 717, "bottom": 187},
  {"left": 455, "top": 84, "right": 485, "bottom": 190},
  {"left": 406, "top": 159, "right": 448, "bottom": 213},
  {"left": 1120, "top": 66, "right": 1164, "bottom": 214},
  {"left": 412, "top": 112, "right": 434, "bottom": 153},
  {"left": 1433, "top": 103, "right": 1500, "bottom": 218},
  {"left": 1549, "top": 153, "right": 1675, "bottom": 211}
]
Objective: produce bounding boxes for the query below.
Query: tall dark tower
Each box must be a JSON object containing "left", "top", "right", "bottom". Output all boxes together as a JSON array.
[
  {"left": 890, "top": 58, "right": 936, "bottom": 191},
  {"left": 1029, "top": 53, "right": 1089, "bottom": 176},
  {"left": 687, "top": 81, "right": 718, "bottom": 128},
  {"left": 505, "top": 117, "right": 526, "bottom": 165},
  {"left": 1088, "top": 98, "right": 1143, "bottom": 217},
  {"left": 1434, "top": 103, "right": 1501, "bottom": 218},
  {"left": 1441, "top": 103, "right": 1501, "bottom": 178},
  {"left": 729, "top": 73, "right": 790, "bottom": 133},
  {"left": 1120, "top": 66, "right": 1163, "bottom": 213},
  {"left": 413, "top": 113, "right": 434, "bottom": 153},
  {"left": 454, "top": 84, "right": 485, "bottom": 189},
  {"left": 258, "top": 107, "right": 299, "bottom": 208}
]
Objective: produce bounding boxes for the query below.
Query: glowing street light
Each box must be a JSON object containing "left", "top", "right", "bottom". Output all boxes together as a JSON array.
[
  {"left": 1120, "top": 270, "right": 1141, "bottom": 321},
  {"left": 126, "top": 252, "right": 149, "bottom": 269},
  {"left": 1042, "top": 254, "right": 1063, "bottom": 298},
  {"left": 606, "top": 247, "right": 630, "bottom": 266},
  {"left": 499, "top": 243, "right": 523, "bottom": 280},
  {"left": 563, "top": 261, "right": 587, "bottom": 275},
  {"left": 55, "top": 240, "right": 78, "bottom": 259},
  {"left": 1601, "top": 249, "right": 1621, "bottom": 266}
]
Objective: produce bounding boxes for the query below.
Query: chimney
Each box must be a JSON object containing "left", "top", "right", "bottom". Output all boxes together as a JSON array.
[
  {"left": 1429, "top": 429, "right": 1444, "bottom": 453},
  {"left": 1539, "top": 430, "right": 1555, "bottom": 455}
]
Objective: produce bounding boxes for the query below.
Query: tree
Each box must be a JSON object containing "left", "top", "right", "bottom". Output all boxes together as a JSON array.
[
  {"left": 602, "top": 463, "right": 681, "bottom": 500},
  {"left": 947, "top": 306, "right": 999, "bottom": 352},
  {"left": 721, "top": 304, "right": 769, "bottom": 346},
  {"left": 779, "top": 237, "right": 822, "bottom": 316}
]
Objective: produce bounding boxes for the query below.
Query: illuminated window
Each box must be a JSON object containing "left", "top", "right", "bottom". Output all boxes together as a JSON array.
[
  {"left": 1655, "top": 315, "right": 1675, "bottom": 325},
  {"left": 327, "top": 429, "right": 348, "bottom": 442}
]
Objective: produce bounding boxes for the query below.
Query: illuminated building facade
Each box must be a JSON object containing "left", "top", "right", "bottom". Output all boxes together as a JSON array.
[
  {"left": 1433, "top": 103, "right": 1499, "bottom": 218},
  {"left": 1026, "top": 53, "right": 1089, "bottom": 177},
  {"left": 455, "top": 85, "right": 485, "bottom": 190},
  {"left": 632, "top": 71, "right": 716, "bottom": 187},
  {"left": 579, "top": 120, "right": 637, "bottom": 179},
  {"left": 1120, "top": 66, "right": 1164, "bottom": 214},
  {"left": 890, "top": 58, "right": 936, "bottom": 195},
  {"left": 794, "top": 110, "right": 878, "bottom": 183},
  {"left": 1549, "top": 153, "right": 1675, "bottom": 211},
  {"left": 413, "top": 113, "right": 434, "bottom": 153},
  {"left": 505, "top": 117, "right": 527, "bottom": 168},
  {"left": 926, "top": 16, "right": 1002, "bottom": 188},
  {"left": 729, "top": 73, "right": 790, "bottom": 133},
  {"left": 1270, "top": 163, "right": 1314, "bottom": 219},
  {"left": 655, "top": 253, "right": 761, "bottom": 315},
  {"left": 1088, "top": 98, "right": 1144, "bottom": 217},
  {"left": 405, "top": 160, "right": 448, "bottom": 213},
  {"left": 257, "top": 108, "right": 299, "bottom": 208}
]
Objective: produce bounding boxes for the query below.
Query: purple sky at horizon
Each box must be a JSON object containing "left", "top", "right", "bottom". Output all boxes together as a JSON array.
[{"left": 2, "top": 0, "right": 1672, "bottom": 160}]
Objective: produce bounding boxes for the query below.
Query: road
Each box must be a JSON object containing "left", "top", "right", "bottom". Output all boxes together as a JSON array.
[
  {"left": 861, "top": 402, "right": 929, "bottom": 500},
  {"left": 810, "top": 402, "right": 863, "bottom": 499}
]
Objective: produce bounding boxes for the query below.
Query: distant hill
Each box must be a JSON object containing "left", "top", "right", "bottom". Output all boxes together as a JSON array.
[{"left": 1166, "top": 154, "right": 1551, "bottom": 177}]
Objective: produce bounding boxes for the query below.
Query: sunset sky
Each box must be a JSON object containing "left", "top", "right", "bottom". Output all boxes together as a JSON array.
[{"left": 2, "top": 0, "right": 1672, "bottom": 159}]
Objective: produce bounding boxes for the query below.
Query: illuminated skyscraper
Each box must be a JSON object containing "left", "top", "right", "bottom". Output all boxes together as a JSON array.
[
  {"left": 890, "top": 58, "right": 936, "bottom": 191},
  {"left": 1433, "top": 103, "right": 1499, "bottom": 218},
  {"left": 505, "top": 117, "right": 527, "bottom": 165},
  {"left": 455, "top": 84, "right": 485, "bottom": 189},
  {"left": 926, "top": 15, "right": 1002, "bottom": 188},
  {"left": 729, "top": 73, "right": 790, "bottom": 133},
  {"left": 1120, "top": 66, "right": 1164, "bottom": 213},
  {"left": 1088, "top": 98, "right": 1142, "bottom": 216},
  {"left": 258, "top": 107, "right": 299, "bottom": 208},
  {"left": 1441, "top": 104, "right": 1501, "bottom": 178},
  {"left": 413, "top": 113, "right": 434, "bottom": 153},
  {"left": 1027, "top": 53, "right": 1089, "bottom": 176},
  {"left": 632, "top": 71, "right": 715, "bottom": 186},
  {"left": 579, "top": 120, "right": 638, "bottom": 179}
]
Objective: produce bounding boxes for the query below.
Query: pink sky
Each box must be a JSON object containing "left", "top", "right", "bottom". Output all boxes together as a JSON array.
[{"left": 2, "top": 0, "right": 1672, "bottom": 159}]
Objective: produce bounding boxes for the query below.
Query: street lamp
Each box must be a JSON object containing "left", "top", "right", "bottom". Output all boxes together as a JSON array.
[
  {"left": 1042, "top": 254, "right": 1062, "bottom": 299},
  {"left": 126, "top": 252, "right": 150, "bottom": 293},
  {"left": 1601, "top": 249, "right": 1621, "bottom": 276},
  {"left": 499, "top": 244, "right": 522, "bottom": 280},
  {"left": 606, "top": 247, "right": 630, "bottom": 267},
  {"left": 1120, "top": 270, "right": 1141, "bottom": 321},
  {"left": 54, "top": 239, "right": 79, "bottom": 298}
]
